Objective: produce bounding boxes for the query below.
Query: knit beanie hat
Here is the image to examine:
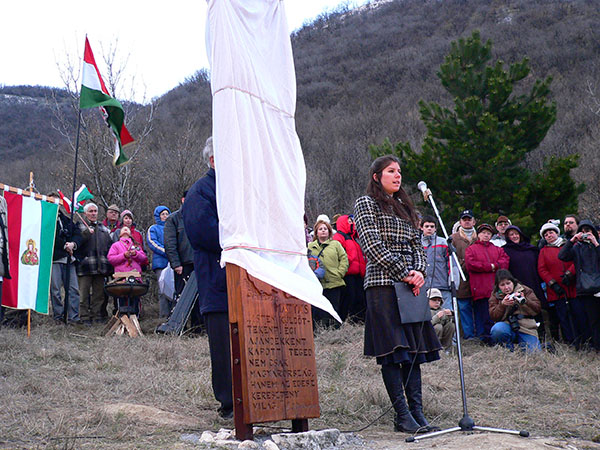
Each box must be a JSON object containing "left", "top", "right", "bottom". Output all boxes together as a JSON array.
[
  {"left": 120, "top": 209, "right": 133, "bottom": 220},
  {"left": 539, "top": 222, "right": 560, "bottom": 238}
]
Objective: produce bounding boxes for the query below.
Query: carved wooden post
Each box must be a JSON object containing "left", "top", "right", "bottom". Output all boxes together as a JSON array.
[{"left": 226, "top": 264, "right": 320, "bottom": 440}]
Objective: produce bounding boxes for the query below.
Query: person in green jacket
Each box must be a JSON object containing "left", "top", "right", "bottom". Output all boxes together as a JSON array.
[{"left": 308, "top": 219, "right": 349, "bottom": 326}]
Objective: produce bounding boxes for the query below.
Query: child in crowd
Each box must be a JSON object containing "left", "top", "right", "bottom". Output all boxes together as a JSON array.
[{"left": 428, "top": 288, "right": 454, "bottom": 350}]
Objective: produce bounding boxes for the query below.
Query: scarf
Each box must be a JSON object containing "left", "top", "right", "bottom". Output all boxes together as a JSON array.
[{"left": 546, "top": 237, "right": 564, "bottom": 248}]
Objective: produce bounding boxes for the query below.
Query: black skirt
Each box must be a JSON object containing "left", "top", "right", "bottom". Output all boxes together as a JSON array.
[{"left": 364, "top": 286, "right": 441, "bottom": 365}]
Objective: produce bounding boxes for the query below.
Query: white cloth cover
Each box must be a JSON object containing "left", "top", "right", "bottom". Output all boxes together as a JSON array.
[{"left": 206, "top": 0, "right": 340, "bottom": 322}]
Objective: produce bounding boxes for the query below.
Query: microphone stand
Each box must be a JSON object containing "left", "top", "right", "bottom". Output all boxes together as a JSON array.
[{"left": 406, "top": 186, "right": 529, "bottom": 443}]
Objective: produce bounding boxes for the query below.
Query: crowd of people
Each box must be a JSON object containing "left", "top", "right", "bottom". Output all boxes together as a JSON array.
[
  {"left": 1, "top": 149, "right": 599, "bottom": 431},
  {"left": 306, "top": 194, "right": 600, "bottom": 355},
  {"left": 0, "top": 191, "right": 202, "bottom": 327}
]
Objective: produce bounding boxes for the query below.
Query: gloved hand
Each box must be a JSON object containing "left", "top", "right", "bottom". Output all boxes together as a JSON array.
[
  {"left": 550, "top": 282, "right": 566, "bottom": 297},
  {"left": 561, "top": 271, "right": 574, "bottom": 286}
]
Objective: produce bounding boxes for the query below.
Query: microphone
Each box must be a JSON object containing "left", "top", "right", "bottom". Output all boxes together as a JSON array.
[{"left": 417, "top": 181, "right": 431, "bottom": 202}]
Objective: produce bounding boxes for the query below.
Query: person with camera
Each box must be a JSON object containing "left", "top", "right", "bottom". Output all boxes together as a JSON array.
[
  {"left": 558, "top": 220, "right": 600, "bottom": 351},
  {"left": 489, "top": 269, "right": 542, "bottom": 352}
]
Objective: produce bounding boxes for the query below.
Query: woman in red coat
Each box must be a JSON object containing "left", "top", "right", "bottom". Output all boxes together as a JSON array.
[
  {"left": 333, "top": 214, "right": 367, "bottom": 322},
  {"left": 537, "top": 222, "right": 586, "bottom": 347},
  {"left": 465, "top": 223, "right": 509, "bottom": 343}
]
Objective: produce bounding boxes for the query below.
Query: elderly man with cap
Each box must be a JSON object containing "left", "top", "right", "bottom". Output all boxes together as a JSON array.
[
  {"left": 428, "top": 288, "right": 454, "bottom": 350},
  {"left": 76, "top": 203, "right": 113, "bottom": 324},
  {"left": 491, "top": 215, "right": 511, "bottom": 247},
  {"left": 103, "top": 204, "right": 121, "bottom": 233},
  {"left": 559, "top": 219, "right": 600, "bottom": 350},
  {"left": 464, "top": 223, "right": 510, "bottom": 344},
  {"left": 450, "top": 209, "right": 478, "bottom": 340}
]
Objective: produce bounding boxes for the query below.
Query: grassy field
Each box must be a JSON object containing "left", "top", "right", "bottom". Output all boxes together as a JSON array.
[{"left": 0, "top": 312, "right": 599, "bottom": 449}]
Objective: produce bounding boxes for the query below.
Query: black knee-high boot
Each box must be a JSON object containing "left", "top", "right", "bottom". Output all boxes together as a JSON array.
[
  {"left": 402, "top": 363, "right": 440, "bottom": 432},
  {"left": 381, "top": 364, "right": 421, "bottom": 433}
]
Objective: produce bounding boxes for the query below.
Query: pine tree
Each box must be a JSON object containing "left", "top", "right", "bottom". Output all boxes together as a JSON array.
[{"left": 372, "top": 31, "right": 583, "bottom": 237}]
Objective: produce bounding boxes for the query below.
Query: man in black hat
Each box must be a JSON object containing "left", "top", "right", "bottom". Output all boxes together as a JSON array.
[{"left": 450, "top": 209, "right": 477, "bottom": 340}]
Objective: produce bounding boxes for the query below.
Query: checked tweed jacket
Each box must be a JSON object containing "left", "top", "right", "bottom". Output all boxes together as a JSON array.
[{"left": 354, "top": 195, "right": 426, "bottom": 289}]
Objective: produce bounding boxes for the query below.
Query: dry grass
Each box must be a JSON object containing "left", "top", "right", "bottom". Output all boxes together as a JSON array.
[{"left": 0, "top": 317, "right": 599, "bottom": 449}]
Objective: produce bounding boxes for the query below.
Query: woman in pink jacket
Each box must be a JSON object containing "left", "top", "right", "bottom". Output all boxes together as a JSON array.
[
  {"left": 465, "top": 223, "right": 509, "bottom": 344},
  {"left": 108, "top": 226, "right": 148, "bottom": 277},
  {"left": 107, "top": 227, "right": 148, "bottom": 315}
]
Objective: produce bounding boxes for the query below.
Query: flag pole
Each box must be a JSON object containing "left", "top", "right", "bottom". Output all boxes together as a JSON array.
[{"left": 62, "top": 108, "right": 83, "bottom": 325}]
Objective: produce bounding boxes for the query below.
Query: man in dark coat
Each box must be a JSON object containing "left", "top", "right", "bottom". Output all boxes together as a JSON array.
[
  {"left": 559, "top": 220, "right": 600, "bottom": 350},
  {"left": 47, "top": 192, "right": 83, "bottom": 324},
  {"left": 165, "top": 191, "right": 202, "bottom": 329},
  {"left": 182, "top": 137, "right": 232, "bottom": 418}
]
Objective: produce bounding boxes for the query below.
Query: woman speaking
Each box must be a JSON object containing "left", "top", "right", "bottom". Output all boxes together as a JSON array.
[{"left": 354, "top": 155, "right": 441, "bottom": 434}]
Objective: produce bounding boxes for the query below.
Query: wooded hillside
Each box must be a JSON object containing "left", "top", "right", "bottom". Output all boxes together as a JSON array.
[{"left": 1, "top": 0, "right": 599, "bottom": 231}]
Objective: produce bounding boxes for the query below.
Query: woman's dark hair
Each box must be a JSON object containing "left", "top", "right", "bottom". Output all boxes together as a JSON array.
[
  {"left": 494, "top": 269, "right": 518, "bottom": 289},
  {"left": 367, "top": 154, "right": 419, "bottom": 228}
]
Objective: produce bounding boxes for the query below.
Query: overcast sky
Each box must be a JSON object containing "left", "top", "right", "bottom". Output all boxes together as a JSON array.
[{"left": 1, "top": 1, "right": 369, "bottom": 103}]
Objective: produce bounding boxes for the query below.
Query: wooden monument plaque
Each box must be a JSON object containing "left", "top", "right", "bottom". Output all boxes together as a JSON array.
[{"left": 226, "top": 264, "right": 320, "bottom": 440}]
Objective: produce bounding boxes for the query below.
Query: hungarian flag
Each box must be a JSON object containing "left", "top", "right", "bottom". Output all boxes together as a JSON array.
[
  {"left": 57, "top": 184, "right": 94, "bottom": 214},
  {"left": 80, "top": 37, "right": 134, "bottom": 167},
  {"left": 1, "top": 192, "right": 58, "bottom": 314}
]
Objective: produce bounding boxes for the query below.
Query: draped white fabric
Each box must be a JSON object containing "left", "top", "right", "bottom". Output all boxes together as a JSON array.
[{"left": 206, "top": 0, "right": 340, "bottom": 321}]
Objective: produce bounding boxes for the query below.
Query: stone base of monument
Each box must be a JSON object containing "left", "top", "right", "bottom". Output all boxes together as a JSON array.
[
  {"left": 226, "top": 264, "right": 321, "bottom": 440},
  {"left": 180, "top": 428, "right": 361, "bottom": 450}
]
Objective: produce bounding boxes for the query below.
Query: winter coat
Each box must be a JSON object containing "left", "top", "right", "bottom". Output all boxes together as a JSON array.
[
  {"left": 164, "top": 209, "right": 194, "bottom": 268},
  {"left": 558, "top": 220, "right": 600, "bottom": 296},
  {"left": 308, "top": 238, "right": 349, "bottom": 289},
  {"left": 538, "top": 240, "right": 576, "bottom": 302},
  {"left": 102, "top": 218, "right": 121, "bottom": 233},
  {"left": 354, "top": 195, "right": 426, "bottom": 288},
  {"left": 112, "top": 224, "right": 145, "bottom": 251},
  {"left": 489, "top": 283, "right": 541, "bottom": 337},
  {"left": 502, "top": 226, "right": 546, "bottom": 305},
  {"left": 465, "top": 239, "right": 509, "bottom": 300},
  {"left": 333, "top": 214, "right": 366, "bottom": 277},
  {"left": 107, "top": 237, "right": 148, "bottom": 277},
  {"left": 422, "top": 233, "right": 450, "bottom": 291},
  {"left": 0, "top": 195, "right": 9, "bottom": 279},
  {"left": 53, "top": 210, "right": 83, "bottom": 262},
  {"left": 450, "top": 228, "right": 478, "bottom": 298},
  {"left": 146, "top": 206, "right": 170, "bottom": 270},
  {"left": 76, "top": 221, "right": 113, "bottom": 276},
  {"left": 182, "top": 168, "right": 227, "bottom": 314}
]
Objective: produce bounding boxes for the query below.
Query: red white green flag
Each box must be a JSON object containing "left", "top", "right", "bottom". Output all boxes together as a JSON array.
[
  {"left": 80, "top": 37, "right": 134, "bottom": 167},
  {"left": 57, "top": 184, "right": 94, "bottom": 214},
  {"left": 1, "top": 192, "right": 58, "bottom": 314}
]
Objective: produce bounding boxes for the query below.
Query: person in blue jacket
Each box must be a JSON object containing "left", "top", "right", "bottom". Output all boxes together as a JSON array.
[
  {"left": 182, "top": 136, "right": 232, "bottom": 419},
  {"left": 147, "top": 205, "right": 172, "bottom": 317}
]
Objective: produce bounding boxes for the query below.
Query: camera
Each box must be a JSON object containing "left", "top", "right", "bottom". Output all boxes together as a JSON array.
[
  {"left": 508, "top": 292, "right": 526, "bottom": 305},
  {"left": 581, "top": 233, "right": 592, "bottom": 243}
]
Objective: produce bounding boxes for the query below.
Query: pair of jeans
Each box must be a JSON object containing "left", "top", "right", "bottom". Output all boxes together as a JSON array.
[
  {"left": 440, "top": 289, "right": 453, "bottom": 311},
  {"left": 490, "top": 321, "right": 541, "bottom": 352},
  {"left": 472, "top": 298, "right": 493, "bottom": 343},
  {"left": 50, "top": 263, "right": 80, "bottom": 322},
  {"left": 457, "top": 297, "right": 474, "bottom": 339}
]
